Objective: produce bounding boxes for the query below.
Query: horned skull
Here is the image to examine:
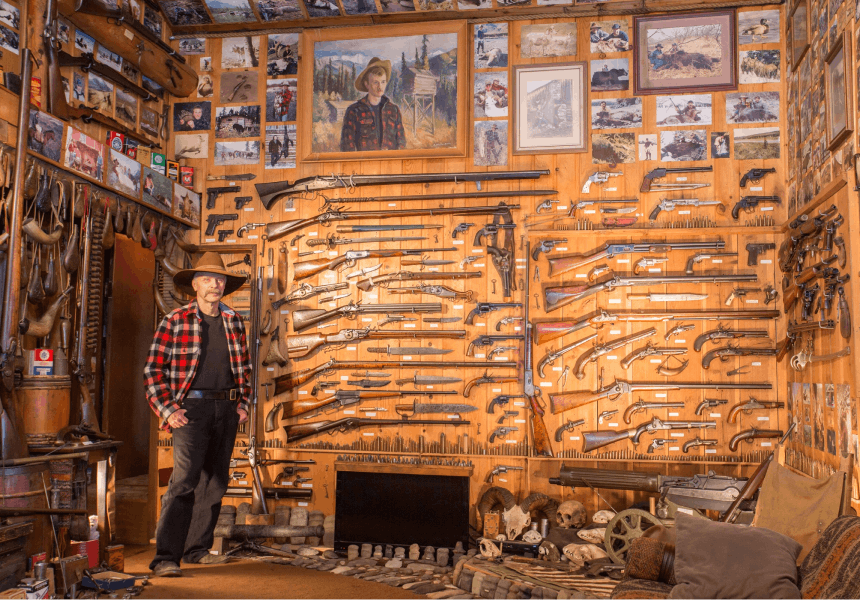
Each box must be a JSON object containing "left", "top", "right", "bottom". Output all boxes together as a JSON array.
[
  {"left": 502, "top": 505, "right": 531, "bottom": 540},
  {"left": 562, "top": 543, "right": 608, "bottom": 566},
  {"left": 556, "top": 500, "right": 587, "bottom": 529}
]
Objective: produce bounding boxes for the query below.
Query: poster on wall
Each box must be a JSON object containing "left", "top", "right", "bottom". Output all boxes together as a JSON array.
[
  {"left": 265, "top": 124, "right": 296, "bottom": 168},
  {"left": 173, "top": 184, "right": 201, "bottom": 225},
  {"left": 107, "top": 148, "right": 141, "bottom": 197},
  {"left": 214, "top": 140, "right": 261, "bottom": 165},
  {"left": 142, "top": 167, "right": 174, "bottom": 211},
  {"left": 221, "top": 36, "right": 260, "bottom": 69},
  {"left": 473, "top": 23, "right": 508, "bottom": 69},
  {"left": 27, "top": 109, "right": 63, "bottom": 163},
  {"left": 521, "top": 23, "right": 576, "bottom": 58},
  {"left": 266, "top": 79, "right": 297, "bottom": 122},
  {"left": 175, "top": 133, "right": 210, "bottom": 159},
  {"left": 64, "top": 127, "right": 104, "bottom": 182},
  {"left": 473, "top": 121, "right": 507, "bottom": 166},
  {"left": 267, "top": 33, "right": 299, "bottom": 76},
  {"left": 304, "top": 23, "right": 466, "bottom": 161},
  {"left": 738, "top": 10, "right": 779, "bottom": 45}
]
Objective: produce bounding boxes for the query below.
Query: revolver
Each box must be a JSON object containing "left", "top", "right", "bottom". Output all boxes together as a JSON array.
[
  {"left": 725, "top": 287, "right": 761, "bottom": 305},
  {"left": 531, "top": 238, "right": 567, "bottom": 260},
  {"left": 495, "top": 316, "right": 524, "bottom": 331},
  {"left": 489, "top": 426, "right": 519, "bottom": 443},
  {"left": 467, "top": 334, "right": 524, "bottom": 356},
  {"left": 452, "top": 223, "right": 474, "bottom": 239},
  {"left": 474, "top": 223, "right": 516, "bottom": 246},
  {"left": 487, "top": 394, "right": 526, "bottom": 414},
  {"left": 695, "top": 398, "right": 727, "bottom": 416},
  {"left": 740, "top": 168, "right": 776, "bottom": 188},
  {"left": 237, "top": 222, "right": 266, "bottom": 238},
  {"left": 486, "top": 465, "right": 524, "bottom": 482},
  {"left": 465, "top": 302, "right": 522, "bottom": 325},
  {"left": 646, "top": 439, "right": 672, "bottom": 454},
  {"left": 205, "top": 213, "right": 238, "bottom": 236},
  {"left": 554, "top": 419, "right": 585, "bottom": 442},
  {"left": 582, "top": 171, "right": 621, "bottom": 193}
]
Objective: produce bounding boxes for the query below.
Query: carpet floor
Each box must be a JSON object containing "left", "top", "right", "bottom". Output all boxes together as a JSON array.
[{"left": 124, "top": 545, "right": 423, "bottom": 599}]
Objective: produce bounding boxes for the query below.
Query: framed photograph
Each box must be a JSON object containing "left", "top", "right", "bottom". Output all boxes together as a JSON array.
[
  {"left": 474, "top": 121, "right": 508, "bottom": 166},
  {"left": 660, "top": 129, "right": 707, "bottom": 161},
  {"left": 474, "top": 23, "right": 508, "bottom": 69},
  {"left": 474, "top": 72, "right": 508, "bottom": 118},
  {"left": 266, "top": 79, "right": 297, "bottom": 122},
  {"left": 214, "top": 105, "right": 261, "bottom": 138},
  {"left": 214, "top": 140, "right": 261, "bottom": 165},
  {"left": 64, "top": 127, "right": 104, "bottom": 182},
  {"left": 511, "top": 61, "right": 588, "bottom": 155},
  {"left": 267, "top": 33, "right": 299, "bottom": 76},
  {"left": 825, "top": 31, "right": 854, "bottom": 150},
  {"left": 256, "top": 0, "right": 302, "bottom": 21},
  {"left": 633, "top": 10, "right": 737, "bottom": 95},
  {"left": 656, "top": 94, "right": 711, "bottom": 126},
  {"left": 265, "top": 124, "right": 296, "bottom": 169},
  {"left": 591, "top": 97, "right": 642, "bottom": 129},
  {"left": 733, "top": 126, "right": 780, "bottom": 159},
  {"left": 739, "top": 50, "right": 781, "bottom": 84},
  {"left": 520, "top": 23, "right": 576, "bottom": 58},
  {"left": 303, "top": 22, "right": 467, "bottom": 162},
  {"left": 107, "top": 148, "right": 141, "bottom": 197},
  {"left": 590, "top": 58, "right": 629, "bottom": 92},
  {"left": 142, "top": 166, "right": 174, "bottom": 211},
  {"left": 738, "top": 9, "right": 780, "bottom": 45},
  {"left": 592, "top": 132, "right": 635, "bottom": 163},
  {"left": 174, "top": 133, "right": 209, "bottom": 159},
  {"left": 219, "top": 71, "right": 259, "bottom": 103},
  {"left": 173, "top": 184, "right": 201, "bottom": 225},
  {"left": 27, "top": 109, "right": 64, "bottom": 163},
  {"left": 790, "top": 0, "right": 810, "bottom": 68}
]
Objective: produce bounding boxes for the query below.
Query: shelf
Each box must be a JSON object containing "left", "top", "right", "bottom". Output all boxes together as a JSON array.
[
  {"left": 526, "top": 226, "right": 783, "bottom": 237},
  {"left": 335, "top": 461, "right": 473, "bottom": 477},
  {"left": 782, "top": 175, "right": 848, "bottom": 231}
]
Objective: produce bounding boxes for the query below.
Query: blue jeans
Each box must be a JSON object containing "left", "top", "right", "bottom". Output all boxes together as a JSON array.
[{"left": 149, "top": 397, "right": 239, "bottom": 567}]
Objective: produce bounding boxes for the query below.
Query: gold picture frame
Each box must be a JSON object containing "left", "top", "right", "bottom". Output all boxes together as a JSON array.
[{"left": 824, "top": 30, "right": 853, "bottom": 151}]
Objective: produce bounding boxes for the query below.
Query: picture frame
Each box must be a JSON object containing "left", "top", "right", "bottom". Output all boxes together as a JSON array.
[
  {"left": 790, "top": 0, "right": 811, "bottom": 69},
  {"left": 511, "top": 61, "right": 588, "bottom": 155},
  {"left": 632, "top": 10, "right": 737, "bottom": 95},
  {"left": 301, "top": 22, "right": 468, "bottom": 162},
  {"left": 824, "top": 30, "right": 854, "bottom": 151}
]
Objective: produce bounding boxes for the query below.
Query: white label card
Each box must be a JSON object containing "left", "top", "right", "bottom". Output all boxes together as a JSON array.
[
  {"left": 453, "top": 240, "right": 464, "bottom": 245},
  {"left": 655, "top": 393, "right": 667, "bottom": 398}
]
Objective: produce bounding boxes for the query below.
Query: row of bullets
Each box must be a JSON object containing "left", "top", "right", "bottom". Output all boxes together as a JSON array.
[
  {"left": 744, "top": 215, "right": 776, "bottom": 227},
  {"left": 555, "top": 447, "right": 773, "bottom": 463},
  {"left": 658, "top": 216, "right": 718, "bottom": 229},
  {"left": 552, "top": 219, "right": 594, "bottom": 231},
  {"left": 336, "top": 454, "right": 474, "bottom": 467}
]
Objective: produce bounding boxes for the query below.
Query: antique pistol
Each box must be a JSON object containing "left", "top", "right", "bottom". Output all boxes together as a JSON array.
[
  {"left": 581, "top": 417, "right": 717, "bottom": 453},
  {"left": 746, "top": 243, "right": 775, "bottom": 266},
  {"left": 293, "top": 248, "right": 455, "bottom": 281},
  {"left": 682, "top": 438, "right": 718, "bottom": 453},
  {"left": 693, "top": 326, "right": 770, "bottom": 352},
  {"left": 536, "top": 333, "right": 598, "bottom": 378},
  {"left": 465, "top": 302, "right": 522, "bottom": 325},
  {"left": 531, "top": 238, "right": 568, "bottom": 260},
  {"left": 695, "top": 398, "right": 727, "bottom": 416},
  {"left": 649, "top": 198, "right": 725, "bottom": 221},
  {"left": 623, "top": 399, "right": 685, "bottom": 424},
  {"left": 554, "top": 419, "right": 586, "bottom": 442},
  {"left": 487, "top": 394, "right": 526, "bottom": 414},
  {"left": 701, "top": 345, "right": 778, "bottom": 369},
  {"left": 486, "top": 465, "right": 524, "bottom": 483},
  {"left": 640, "top": 166, "right": 713, "bottom": 192},
  {"left": 728, "top": 427, "right": 783, "bottom": 452},
  {"left": 466, "top": 334, "right": 524, "bottom": 357},
  {"left": 727, "top": 398, "right": 785, "bottom": 424},
  {"left": 739, "top": 168, "right": 776, "bottom": 188},
  {"left": 452, "top": 223, "right": 474, "bottom": 239},
  {"left": 489, "top": 426, "right": 519, "bottom": 443},
  {"left": 685, "top": 251, "right": 738, "bottom": 274},
  {"left": 731, "top": 196, "right": 781, "bottom": 220},
  {"left": 582, "top": 171, "right": 621, "bottom": 193}
]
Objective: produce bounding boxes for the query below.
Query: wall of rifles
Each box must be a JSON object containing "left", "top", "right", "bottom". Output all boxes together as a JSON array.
[{"left": 2, "top": 0, "right": 858, "bottom": 526}]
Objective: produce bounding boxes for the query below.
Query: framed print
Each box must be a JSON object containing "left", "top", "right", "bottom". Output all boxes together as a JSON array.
[
  {"left": 790, "top": 0, "right": 810, "bottom": 69},
  {"left": 825, "top": 31, "right": 854, "bottom": 150},
  {"left": 511, "top": 61, "right": 588, "bottom": 155},
  {"left": 302, "top": 22, "right": 467, "bottom": 162},
  {"left": 65, "top": 127, "right": 105, "bottom": 182},
  {"left": 633, "top": 10, "right": 737, "bottom": 95}
]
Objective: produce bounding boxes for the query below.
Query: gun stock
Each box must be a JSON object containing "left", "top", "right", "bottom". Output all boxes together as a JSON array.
[
  {"left": 529, "top": 396, "right": 553, "bottom": 457},
  {"left": 265, "top": 217, "right": 316, "bottom": 242},
  {"left": 273, "top": 364, "right": 329, "bottom": 395},
  {"left": 544, "top": 285, "right": 592, "bottom": 312},
  {"left": 535, "top": 318, "right": 595, "bottom": 345},
  {"left": 582, "top": 429, "right": 634, "bottom": 453},
  {"left": 549, "top": 390, "right": 607, "bottom": 413},
  {"left": 293, "top": 256, "right": 348, "bottom": 280},
  {"left": 285, "top": 333, "right": 331, "bottom": 358},
  {"left": 547, "top": 249, "right": 607, "bottom": 277},
  {"left": 284, "top": 421, "right": 334, "bottom": 443},
  {"left": 291, "top": 307, "right": 339, "bottom": 331}
]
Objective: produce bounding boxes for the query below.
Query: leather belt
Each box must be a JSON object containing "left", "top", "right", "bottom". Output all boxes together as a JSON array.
[{"left": 185, "top": 389, "right": 239, "bottom": 400}]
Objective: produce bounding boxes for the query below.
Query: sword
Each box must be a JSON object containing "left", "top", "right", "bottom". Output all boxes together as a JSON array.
[
  {"left": 367, "top": 346, "right": 453, "bottom": 356},
  {"left": 627, "top": 293, "right": 710, "bottom": 302},
  {"left": 395, "top": 374, "right": 463, "bottom": 386},
  {"left": 394, "top": 403, "right": 478, "bottom": 416}
]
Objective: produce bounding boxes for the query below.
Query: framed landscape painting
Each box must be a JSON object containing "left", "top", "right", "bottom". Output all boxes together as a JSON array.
[
  {"left": 825, "top": 31, "right": 853, "bottom": 150},
  {"left": 633, "top": 10, "right": 737, "bottom": 95},
  {"left": 301, "top": 22, "right": 468, "bottom": 162},
  {"left": 511, "top": 61, "right": 588, "bottom": 154}
]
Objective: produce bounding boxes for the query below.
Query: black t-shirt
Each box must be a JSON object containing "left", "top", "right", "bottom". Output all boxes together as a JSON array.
[{"left": 189, "top": 312, "right": 235, "bottom": 391}]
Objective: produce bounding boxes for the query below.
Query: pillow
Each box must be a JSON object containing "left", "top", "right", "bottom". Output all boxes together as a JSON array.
[
  {"left": 669, "top": 513, "right": 802, "bottom": 599},
  {"left": 625, "top": 537, "right": 676, "bottom": 585}
]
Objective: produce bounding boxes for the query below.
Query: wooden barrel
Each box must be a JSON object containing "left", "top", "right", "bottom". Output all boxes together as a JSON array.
[{"left": 17, "top": 376, "right": 71, "bottom": 443}]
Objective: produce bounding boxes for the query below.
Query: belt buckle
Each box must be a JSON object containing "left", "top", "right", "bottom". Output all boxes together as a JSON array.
[{"left": 229, "top": 389, "right": 238, "bottom": 401}]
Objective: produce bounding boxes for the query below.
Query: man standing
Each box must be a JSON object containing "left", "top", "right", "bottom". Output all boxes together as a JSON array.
[
  {"left": 340, "top": 57, "right": 406, "bottom": 152},
  {"left": 476, "top": 25, "right": 485, "bottom": 54},
  {"left": 144, "top": 252, "right": 250, "bottom": 577},
  {"left": 485, "top": 123, "right": 503, "bottom": 164}
]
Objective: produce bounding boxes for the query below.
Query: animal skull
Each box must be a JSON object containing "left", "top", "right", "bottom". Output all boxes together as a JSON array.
[
  {"left": 479, "top": 538, "right": 502, "bottom": 558},
  {"left": 577, "top": 527, "right": 606, "bottom": 544},
  {"left": 503, "top": 505, "right": 531, "bottom": 540},
  {"left": 538, "top": 540, "right": 560, "bottom": 562},
  {"left": 563, "top": 543, "right": 608, "bottom": 566},
  {"left": 592, "top": 510, "right": 616, "bottom": 524},
  {"left": 556, "top": 500, "right": 587, "bottom": 529},
  {"left": 522, "top": 530, "right": 543, "bottom": 543}
]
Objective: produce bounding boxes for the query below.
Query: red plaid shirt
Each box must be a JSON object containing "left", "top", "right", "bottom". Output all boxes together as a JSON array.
[{"left": 144, "top": 300, "right": 251, "bottom": 430}]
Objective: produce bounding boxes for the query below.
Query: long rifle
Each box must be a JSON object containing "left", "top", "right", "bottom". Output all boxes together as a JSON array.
[
  {"left": 321, "top": 189, "right": 557, "bottom": 207},
  {"left": 293, "top": 248, "right": 455, "bottom": 281},
  {"left": 279, "top": 389, "right": 457, "bottom": 419},
  {"left": 248, "top": 269, "right": 267, "bottom": 515},
  {"left": 546, "top": 241, "right": 725, "bottom": 277},
  {"left": 264, "top": 204, "right": 519, "bottom": 243},
  {"left": 292, "top": 301, "right": 442, "bottom": 331},
  {"left": 257, "top": 172, "right": 549, "bottom": 210},
  {"left": 524, "top": 242, "right": 553, "bottom": 457},
  {"left": 285, "top": 328, "right": 465, "bottom": 359},
  {"left": 284, "top": 417, "right": 470, "bottom": 443},
  {"left": 356, "top": 271, "right": 482, "bottom": 293},
  {"left": 274, "top": 359, "right": 517, "bottom": 395}
]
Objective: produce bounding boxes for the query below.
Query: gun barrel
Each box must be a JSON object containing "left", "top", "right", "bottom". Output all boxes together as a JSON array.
[{"left": 553, "top": 464, "right": 662, "bottom": 492}]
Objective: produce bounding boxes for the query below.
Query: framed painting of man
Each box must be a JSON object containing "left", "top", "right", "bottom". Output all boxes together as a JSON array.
[{"left": 300, "top": 22, "right": 468, "bottom": 162}]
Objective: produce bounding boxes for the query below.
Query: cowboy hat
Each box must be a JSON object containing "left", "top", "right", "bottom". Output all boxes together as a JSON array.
[
  {"left": 173, "top": 251, "right": 247, "bottom": 297},
  {"left": 355, "top": 57, "right": 392, "bottom": 93}
]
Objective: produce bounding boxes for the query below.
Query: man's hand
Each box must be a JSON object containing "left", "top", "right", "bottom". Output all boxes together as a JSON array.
[
  {"left": 167, "top": 409, "right": 188, "bottom": 429},
  {"left": 237, "top": 408, "right": 248, "bottom": 424}
]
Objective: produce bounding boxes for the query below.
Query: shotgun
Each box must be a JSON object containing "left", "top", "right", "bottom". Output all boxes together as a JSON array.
[
  {"left": 256, "top": 171, "right": 548, "bottom": 210},
  {"left": 273, "top": 359, "right": 517, "bottom": 395},
  {"left": 545, "top": 240, "right": 725, "bottom": 277},
  {"left": 284, "top": 417, "right": 470, "bottom": 443},
  {"left": 280, "top": 389, "right": 457, "bottom": 419},
  {"left": 285, "top": 328, "right": 464, "bottom": 359},
  {"left": 292, "top": 301, "right": 442, "bottom": 331},
  {"left": 264, "top": 204, "right": 520, "bottom": 243},
  {"left": 524, "top": 241, "right": 553, "bottom": 457},
  {"left": 355, "top": 271, "right": 482, "bottom": 293},
  {"left": 293, "top": 248, "right": 455, "bottom": 281}
]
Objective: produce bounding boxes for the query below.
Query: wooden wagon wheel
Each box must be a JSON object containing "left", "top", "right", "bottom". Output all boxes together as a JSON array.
[{"left": 604, "top": 508, "right": 663, "bottom": 564}]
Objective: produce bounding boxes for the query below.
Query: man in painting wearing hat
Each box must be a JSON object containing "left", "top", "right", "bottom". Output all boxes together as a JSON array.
[
  {"left": 340, "top": 57, "right": 406, "bottom": 152},
  {"left": 144, "top": 252, "right": 250, "bottom": 577},
  {"left": 589, "top": 23, "right": 609, "bottom": 43}
]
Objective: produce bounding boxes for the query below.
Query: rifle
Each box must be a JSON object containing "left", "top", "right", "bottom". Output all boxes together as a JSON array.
[
  {"left": 549, "top": 379, "right": 772, "bottom": 414},
  {"left": 701, "top": 345, "right": 777, "bottom": 369},
  {"left": 247, "top": 271, "right": 267, "bottom": 514},
  {"left": 524, "top": 241, "right": 553, "bottom": 457},
  {"left": 283, "top": 417, "right": 470, "bottom": 443},
  {"left": 731, "top": 196, "right": 781, "bottom": 220},
  {"left": 291, "top": 301, "right": 442, "bottom": 331},
  {"left": 534, "top": 309, "right": 780, "bottom": 345},
  {"left": 355, "top": 270, "right": 482, "bottom": 292},
  {"left": 581, "top": 417, "right": 716, "bottom": 453},
  {"left": 387, "top": 284, "right": 474, "bottom": 302},
  {"left": 463, "top": 372, "right": 520, "bottom": 398},
  {"left": 465, "top": 302, "right": 522, "bottom": 325},
  {"left": 641, "top": 166, "right": 713, "bottom": 192},
  {"left": 623, "top": 400, "right": 686, "bottom": 424},
  {"left": 58, "top": 50, "right": 160, "bottom": 101},
  {"left": 265, "top": 204, "right": 519, "bottom": 243},
  {"left": 649, "top": 198, "right": 725, "bottom": 220},
  {"left": 693, "top": 326, "right": 770, "bottom": 352},
  {"left": 274, "top": 359, "right": 517, "bottom": 394},
  {"left": 294, "top": 248, "right": 455, "bottom": 281},
  {"left": 573, "top": 328, "right": 656, "bottom": 380},
  {"left": 256, "top": 171, "right": 548, "bottom": 210},
  {"left": 274, "top": 282, "right": 349, "bottom": 307},
  {"left": 321, "top": 189, "right": 557, "bottom": 207},
  {"left": 466, "top": 334, "right": 524, "bottom": 357},
  {"left": 727, "top": 398, "right": 784, "bottom": 424},
  {"left": 306, "top": 234, "right": 427, "bottom": 248},
  {"left": 545, "top": 273, "right": 758, "bottom": 312},
  {"left": 280, "top": 389, "right": 456, "bottom": 419},
  {"left": 285, "top": 328, "right": 464, "bottom": 359},
  {"left": 546, "top": 241, "right": 725, "bottom": 277},
  {"left": 537, "top": 333, "right": 598, "bottom": 378}
]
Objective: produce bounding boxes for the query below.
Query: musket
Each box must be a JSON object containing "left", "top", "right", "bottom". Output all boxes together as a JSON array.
[
  {"left": 620, "top": 343, "right": 687, "bottom": 370},
  {"left": 337, "top": 224, "right": 445, "bottom": 233},
  {"left": 467, "top": 334, "right": 524, "bottom": 357},
  {"left": 285, "top": 328, "right": 464, "bottom": 359},
  {"left": 582, "top": 417, "right": 717, "bottom": 453},
  {"left": 728, "top": 428, "right": 783, "bottom": 452},
  {"left": 356, "top": 271, "right": 482, "bottom": 292},
  {"left": 524, "top": 241, "right": 554, "bottom": 457},
  {"left": 549, "top": 379, "right": 772, "bottom": 414},
  {"left": 623, "top": 400, "right": 685, "bottom": 424},
  {"left": 265, "top": 204, "right": 519, "bottom": 242},
  {"left": 320, "top": 189, "right": 557, "bottom": 207},
  {"left": 627, "top": 293, "right": 708, "bottom": 302},
  {"left": 463, "top": 371, "right": 520, "bottom": 398},
  {"left": 281, "top": 389, "right": 457, "bottom": 419},
  {"left": 367, "top": 346, "right": 451, "bottom": 356},
  {"left": 274, "top": 360, "right": 516, "bottom": 394},
  {"left": 465, "top": 302, "right": 522, "bottom": 325},
  {"left": 291, "top": 301, "right": 442, "bottom": 331},
  {"left": 727, "top": 398, "right": 784, "bottom": 424},
  {"left": 386, "top": 284, "right": 474, "bottom": 302},
  {"left": 283, "top": 417, "right": 470, "bottom": 443},
  {"left": 545, "top": 273, "right": 758, "bottom": 312},
  {"left": 573, "top": 328, "right": 656, "bottom": 380},
  {"left": 257, "top": 171, "right": 548, "bottom": 210},
  {"left": 534, "top": 309, "right": 780, "bottom": 345},
  {"left": 693, "top": 326, "right": 770, "bottom": 352},
  {"left": 546, "top": 241, "right": 725, "bottom": 277},
  {"left": 293, "top": 248, "right": 455, "bottom": 281},
  {"left": 554, "top": 419, "right": 586, "bottom": 442},
  {"left": 537, "top": 333, "right": 598, "bottom": 378},
  {"left": 273, "top": 282, "right": 349, "bottom": 307},
  {"left": 695, "top": 398, "right": 727, "bottom": 416},
  {"left": 701, "top": 345, "right": 777, "bottom": 369},
  {"left": 306, "top": 234, "right": 427, "bottom": 248}
]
